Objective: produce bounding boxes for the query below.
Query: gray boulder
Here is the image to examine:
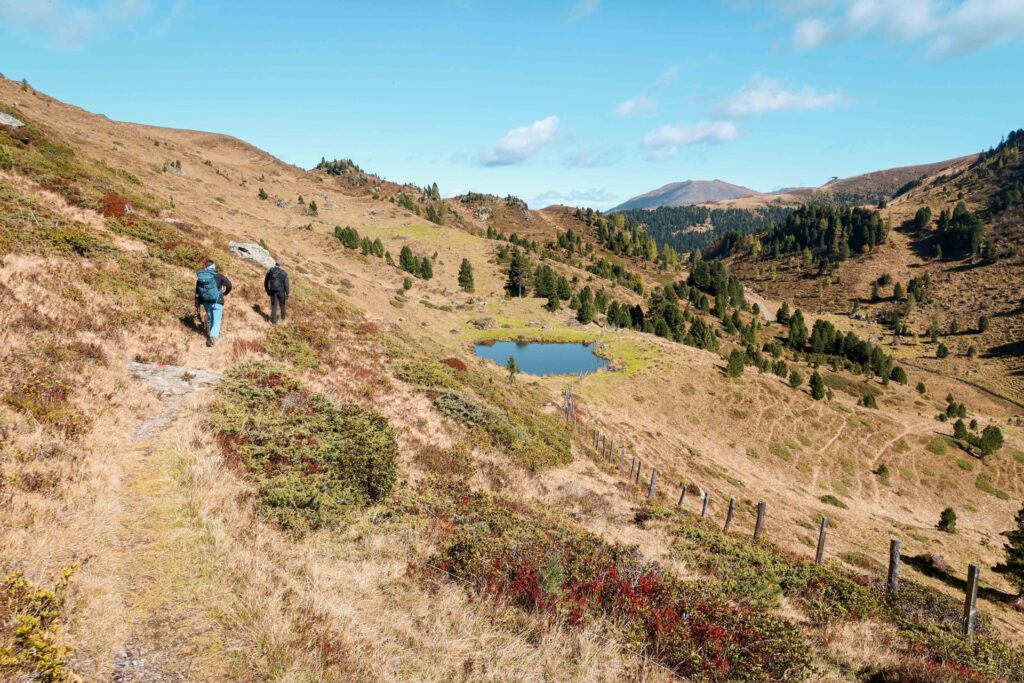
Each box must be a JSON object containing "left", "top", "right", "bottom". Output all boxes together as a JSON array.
[
  {"left": 0, "top": 112, "right": 24, "bottom": 129},
  {"left": 228, "top": 241, "right": 275, "bottom": 269}
]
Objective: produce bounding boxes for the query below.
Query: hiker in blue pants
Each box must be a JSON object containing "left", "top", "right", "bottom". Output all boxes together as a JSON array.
[{"left": 195, "top": 260, "right": 233, "bottom": 347}]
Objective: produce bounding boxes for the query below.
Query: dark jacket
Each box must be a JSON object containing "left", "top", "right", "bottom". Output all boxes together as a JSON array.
[
  {"left": 264, "top": 266, "right": 290, "bottom": 297},
  {"left": 195, "top": 270, "right": 232, "bottom": 306}
]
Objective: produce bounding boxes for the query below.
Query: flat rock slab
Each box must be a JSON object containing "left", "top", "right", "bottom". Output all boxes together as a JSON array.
[
  {"left": 129, "top": 362, "right": 221, "bottom": 398},
  {"left": 228, "top": 241, "right": 275, "bottom": 269},
  {"left": 0, "top": 112, "right": 24, "bottom": 129}
]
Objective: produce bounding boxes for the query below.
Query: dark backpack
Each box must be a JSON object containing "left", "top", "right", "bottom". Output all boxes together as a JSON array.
[
  {"left": 196, "top": 269, "right": 220, "bottom": 303},
  {"left": 266, "top": 267, "right": 286, "bottom": 293}
]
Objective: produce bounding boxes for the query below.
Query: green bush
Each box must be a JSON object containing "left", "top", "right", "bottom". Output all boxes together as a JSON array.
[
  {"left": 820, "top": 494, "right": 848, "bottom": 509},
  {"left": 209, "top": 362, "right": 398, "bottom": 535}
]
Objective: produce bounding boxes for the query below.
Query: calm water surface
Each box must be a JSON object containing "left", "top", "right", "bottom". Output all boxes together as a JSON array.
[{"left": 473, "top": 341, "right": 608, "bottom": 376}]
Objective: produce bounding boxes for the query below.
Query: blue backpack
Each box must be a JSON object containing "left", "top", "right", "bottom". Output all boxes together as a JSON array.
[{"left": 196, "top": 269, "right": 220, "bottom": 304}]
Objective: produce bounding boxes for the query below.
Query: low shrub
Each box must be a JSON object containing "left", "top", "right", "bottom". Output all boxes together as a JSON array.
[
  {"left": 0, "top": 564, "right": 79, "bottom": 682},
  {"left": 429, "top": 491, "right": 813, "bottom": 682},
  {"left": 209, "top": 362, "right": 398, "bottom": 535}
]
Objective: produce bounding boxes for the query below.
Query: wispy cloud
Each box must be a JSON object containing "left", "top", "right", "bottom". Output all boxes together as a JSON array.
[
  {"left": 716, "top": 75, "right": 846, "bottom": 118},
  {"left": 479, "top": 115, "right": 563, "bottom": 167},
  {"left": 0, "top": 0, "right": 150, "bottom": 50},
  {"left": 641, "top": 121, "right": 738, "bottom": 160},
  {"left": 533, "top": 187, "right": 616, "bottom": 206},
  {"left": 755, "top": 0, "right": 1024, "bottom": 58},
  {"left": 614, "top": 65, "right": 680, "bottom": 118},
  {"left": 568, "top": 0, "right": 599, "bottom": 22}
]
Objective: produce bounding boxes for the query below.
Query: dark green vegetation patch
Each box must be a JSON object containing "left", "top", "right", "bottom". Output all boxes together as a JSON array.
[{"left": 210, "top": 362, "right": 398, "bottom": 535}]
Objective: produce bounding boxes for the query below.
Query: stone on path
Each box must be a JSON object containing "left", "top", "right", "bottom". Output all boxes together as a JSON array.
[{"left": 228, "top": 241, "right": 276, "bottom": 269}]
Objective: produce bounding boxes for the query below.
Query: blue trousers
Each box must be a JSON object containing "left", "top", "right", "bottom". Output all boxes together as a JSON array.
[{"left": 203, "top": 302, "right": 223, "bottom": 340}]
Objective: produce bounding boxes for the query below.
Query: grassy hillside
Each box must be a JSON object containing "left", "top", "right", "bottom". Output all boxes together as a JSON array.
[{"left": 2, "top": 78, "right": 1023, "bottom": 682}]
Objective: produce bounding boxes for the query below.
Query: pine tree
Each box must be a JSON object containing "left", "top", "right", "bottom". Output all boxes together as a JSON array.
[
  {"left": 546, "top": 291, "right": 560, "bottom": 312},
  {"left": 978, "top": 315, "right": 990, "bottom": 333},
  {"left": 418, "top": 256, "right": 433, "bottom": 280},
  {"left": 809, "top": 371, "right": 825, "bottom": 400},
  {"left": 938, "top": 507, "right": 957, "bottom": 533},
  {"left": 506, "top": 355, "right": 519, "bottom": 382},
  {"left": 505, "top": 249, "right": 532, "bottom": 297},
  {"left": 258, "top": 187, "right": 268, "bottom": 200},
  {"left": 399, "top": 245, "right": 416, "bottom": 273},
  {"left": 726, "top": 349, "right": 745, "bottom": 377},
  {"left": 577, "top": 298, "right": 595, "bottom": 324},
  {"left": 788, "top": 310, "right": 808, "bottom": 349},
  {"left": 995, "top": 503, "right": 1024, "bottom": 598},
  {"left": 980, "top": 425, "right": 1004, "bottom": 456},
  {"left": 789, "top": 369, "right": 803, "bottom": 388},
  {"left": 458, "top": 258, "right": 474, "bottom": 292}
]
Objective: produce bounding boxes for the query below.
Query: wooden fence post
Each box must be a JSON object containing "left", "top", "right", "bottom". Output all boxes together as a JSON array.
[
  {"left": 754, "top": 501, "right": 766, "bottom": 540},
  {"left": 677, "top": 483, "right": 686, "bottom": 507},
  {"left": 635, "top": 461, "right": 642, "bottom": 484},
  {"left": 701, "top": 492, "right": 710, "bottom": 519},
  {"left": 619, "top": 446, "right": 624, "bottom": 471},
  {"left": 887, "top": 539, "right": 901, "bottom": 594},
  {"left": 963, "top": 563, "right": 980, "bottom": 637},
  {"left": 629, "top": 457, "right": 637, "bottom": 481},
  {"left": 724, "top": 497, "right": 736, "bottom": 532},
  {"left": 647, "top": 469, "right": 658, "bottom": 499},
  {"left": 815, "top": 517, "right": 829, "bottom": 565}
]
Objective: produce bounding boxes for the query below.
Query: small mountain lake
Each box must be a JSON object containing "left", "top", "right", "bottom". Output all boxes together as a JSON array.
[{"left": 473, "top": 341, "right": 609, "bottom": 376}]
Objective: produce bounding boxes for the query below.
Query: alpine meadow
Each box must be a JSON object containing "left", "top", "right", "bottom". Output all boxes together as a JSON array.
[{"left": 3, "top": 2, "right": 1024, "bottom": 681}]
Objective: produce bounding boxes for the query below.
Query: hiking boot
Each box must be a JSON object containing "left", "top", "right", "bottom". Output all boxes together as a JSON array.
[{"left": 206, "top": 338, "right": 215, "bottom": 348}]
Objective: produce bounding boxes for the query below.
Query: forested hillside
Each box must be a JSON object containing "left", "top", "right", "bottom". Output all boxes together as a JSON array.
[{"left": 612, "top": 204, "right": 793, "bottom": 254}]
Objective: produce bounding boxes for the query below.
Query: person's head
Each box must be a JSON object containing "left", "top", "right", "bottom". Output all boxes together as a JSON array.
[
  {"left": 275, "top": 260, "right": 284, "bottom": 268},
  {"left": 204, "top": 259, "right": 217, "bottom": 271}
]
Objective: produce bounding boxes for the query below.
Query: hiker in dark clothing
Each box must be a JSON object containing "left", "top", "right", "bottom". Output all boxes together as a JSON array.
[
  {"left": 195, "top": 260, "right": 232, "bottom": 347},
  {"left": 264, "top": 260, "right": 290, "bottom": 325}
]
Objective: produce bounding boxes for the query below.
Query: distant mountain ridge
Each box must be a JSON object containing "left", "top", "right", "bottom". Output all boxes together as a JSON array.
[{"left": 611, "top": 179, "right": 758, "bottom": 211}]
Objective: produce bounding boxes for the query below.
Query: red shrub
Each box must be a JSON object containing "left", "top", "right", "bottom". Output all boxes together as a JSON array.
[
  {"left": 440, "top": 357, "right": 468, "bottom": 371},
  {"left": 100, "top": 194, "right": 133, "bottom": 218}
]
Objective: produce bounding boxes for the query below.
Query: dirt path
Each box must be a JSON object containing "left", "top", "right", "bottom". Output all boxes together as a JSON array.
[{"left": 109, "top": 363, "right": 223, "bottom": 682}]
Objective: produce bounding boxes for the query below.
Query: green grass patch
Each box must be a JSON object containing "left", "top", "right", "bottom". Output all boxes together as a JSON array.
[
  {"left": 820, "top": 494, "right": 849, "bottom": 509},
  {"left": 926, "top": 437, "right": 949, "bottom": 456},
  {"left": 209, "top": 362, "right": 398, "bottom": 535},
  {"left": 956, "top": 459, "right": 974, "bottom": 472},
  {"left": 975, "top": 474, "right": 1010, "bottom": 500},
  {"left": 770, "top": 441, "right": 793, "bottom": 461}
]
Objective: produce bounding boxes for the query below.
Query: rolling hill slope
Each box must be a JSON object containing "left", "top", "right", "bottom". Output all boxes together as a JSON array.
[{"left": 2, "top": 78, "right": 1023, "bottom": 682}]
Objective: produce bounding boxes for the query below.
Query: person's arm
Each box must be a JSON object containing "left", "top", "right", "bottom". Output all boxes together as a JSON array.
[
  {"left": 264, "top": 270, "right": 271, "bottom": 294},
  {"left": 195, "top": 280, "right": 201, "bottom": 309},
  {"left": 220, "top": 273, "right": 233, "bottom": 297},
  {"left": 284, "top": 271, "right": 290, "bottom": 297}
]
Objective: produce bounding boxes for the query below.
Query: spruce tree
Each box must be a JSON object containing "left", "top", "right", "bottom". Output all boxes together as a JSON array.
[
  {"left": 995, "top": 503, "right": 1024, "bottom": 598},
  {"left": 577, "top": 299, "right": 595, "bottom": 324},
  {"left": 399, "top": 245, "right": 416, "bottom": 273},
  {"left": 938, "top": 507, "right": 957, "bottom": 533},
  {"left": 546, "top": 291, "right": 560, "bottom": 312},
  {"left": 809, "top": 370, "right": 825, "bottom": 400},
  {"left": 458, "top": 258, "right": 474, "bottom": 292},
  {"left": 726, "top": 349, "right": 745, "bottom": 377},
  {"left": 506, "top": 355, "right": 519, "bottom": 382},
  {"left": 418, "top": 256, "right": 433, "bottom": 280}
]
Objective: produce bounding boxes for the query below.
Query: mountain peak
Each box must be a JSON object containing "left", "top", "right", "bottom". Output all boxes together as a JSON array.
[{"left": 612, "top": 179, "right": 759, "bottom": 211}]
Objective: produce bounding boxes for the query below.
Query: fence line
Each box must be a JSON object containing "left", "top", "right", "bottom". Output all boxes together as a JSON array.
[{"left": 563, "top": 393, "right": 983, "bottom": 637}]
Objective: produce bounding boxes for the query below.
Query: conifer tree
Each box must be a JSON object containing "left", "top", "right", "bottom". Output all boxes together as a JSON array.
[
  {"left": 809, "top": 370, "right": 825, "bottom": 400},
  {"left": 506, "top": 355, "right": 519, "bottom": 383},
  {"left": 399, "top": 245, "right": 416, "bottom": 273},
  {"left": 418, "top": 256, "right": 433, "bottom": 280},
  {"left": 458, "top": 258, "right": 474, "bottom": 292},
  {"left": 938, "top": 507, "right": 957, "bottom": 533},
  {"left": 995, "top": 503, "right": 1024, "bottom": 598}
]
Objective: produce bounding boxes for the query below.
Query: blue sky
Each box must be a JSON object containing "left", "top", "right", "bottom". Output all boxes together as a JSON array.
[{"left": 1, "top": 1, "right": 1022, "bottom": 210}]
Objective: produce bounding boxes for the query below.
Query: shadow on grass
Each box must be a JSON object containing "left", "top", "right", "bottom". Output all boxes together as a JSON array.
[{"left": 906, "top": 554, "right": 1018, "bottom": 604}]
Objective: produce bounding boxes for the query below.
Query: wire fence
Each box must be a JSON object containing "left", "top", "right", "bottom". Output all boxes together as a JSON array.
[{"left": 561, "top": 391, "right": 985, "bottom": 638}]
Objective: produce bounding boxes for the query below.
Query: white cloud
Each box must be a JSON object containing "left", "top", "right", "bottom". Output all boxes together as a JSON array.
[
  {"left": 0, "top": 0, "right": 149, "bottom": 50},
  {"left": 641, "top": 121, "right": 738, "bottom": 159},
  {"left": 615, "top": 95, "right": 656, "bottom": 117},
  {"left": 614, "top": 65, "right": 680, "bottom": 118},
  {"left": 568, "top": 0, "right": 599, "bottom": 21},
  {"left": 479, "top": 115, "right": 563, "bottom": 167},
  {"left": 717, "top": 75, "right": 846, "bottom": 118},
  {"left": 761, "top": 0, "right": 1024, "bottom": 58}
]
